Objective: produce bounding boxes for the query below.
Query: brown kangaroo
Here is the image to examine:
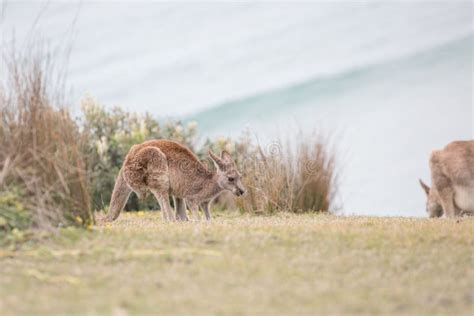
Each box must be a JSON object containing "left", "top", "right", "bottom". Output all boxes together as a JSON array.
[
  {"left": 419, "top": 140, "right": 474, "bottom": 217},
  {"left": 105, "top": 140, "right": 245, "bottom": 222}
]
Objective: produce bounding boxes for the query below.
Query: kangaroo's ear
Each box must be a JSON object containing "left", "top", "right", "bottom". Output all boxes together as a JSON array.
[
  {"left": 419, "top": 179, "right": 430, "bottom": 196},
  {"left": 220, "top": 150, "right": 234, "bottom": 165},
  {"left": 209, "top": 150, "right": 224, "bottom": 170}
]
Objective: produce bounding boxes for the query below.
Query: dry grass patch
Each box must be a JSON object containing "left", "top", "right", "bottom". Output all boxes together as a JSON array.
[{"left": 0, "top": 42, "right": 92, "bottom": 236}]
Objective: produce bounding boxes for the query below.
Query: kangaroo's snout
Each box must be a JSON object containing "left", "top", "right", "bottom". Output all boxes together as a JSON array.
[{"left": 235, "top": 188, "right": 246, "bottom": 196}]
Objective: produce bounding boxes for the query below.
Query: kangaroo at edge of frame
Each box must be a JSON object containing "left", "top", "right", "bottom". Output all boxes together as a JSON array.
[{"left": 419, "top": 140, "right": 474, "bottom": 218}]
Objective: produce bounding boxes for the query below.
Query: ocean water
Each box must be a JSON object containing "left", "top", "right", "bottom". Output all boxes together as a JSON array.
[{"left": 1, "top": 2, "right": 472, "bottom": 216}]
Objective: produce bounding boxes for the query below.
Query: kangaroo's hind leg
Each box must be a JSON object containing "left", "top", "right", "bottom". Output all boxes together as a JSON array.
[
  {"left": 175, "top": 197, "right": 189, "bottom": 221},
  {"left": 124, "top": 146, "right": 174, "bottom": 221},
  {"left": 148, "top": 172, "right": 174, "bottom": 222},
  {"left": 153, "top": 193, "right": 174, "bottom": 222},
  {"left": 201, "top": 201, "right": 211, "bottom": 221}
]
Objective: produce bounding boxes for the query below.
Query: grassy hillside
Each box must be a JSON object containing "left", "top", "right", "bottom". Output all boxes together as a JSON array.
[{"left": 1, "top": 213, "right": 473, "bottom": 315}]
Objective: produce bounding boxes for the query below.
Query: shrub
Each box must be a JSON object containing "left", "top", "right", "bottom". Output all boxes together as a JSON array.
[{"left": 0, "top": 42, "right": 93, "bottom": 234}]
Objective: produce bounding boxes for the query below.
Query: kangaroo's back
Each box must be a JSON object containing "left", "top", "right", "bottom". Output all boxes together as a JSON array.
[
  {"left": 126, "top": 140, "right": 197, "bottom": 163},
  {"left": 126, "top": 140, "right": 213, "bottom": 196},
  {"left": 430, "top": 140, "right": 474, "bottom": 186}
]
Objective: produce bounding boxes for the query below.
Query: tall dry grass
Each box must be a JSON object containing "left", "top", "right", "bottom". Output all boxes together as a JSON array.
[
  {"left": 207, "top": 134, "right": 339, "bottom": 214},
  {"left": 0, "top": 43, "right": 93, "bottom": 232}
]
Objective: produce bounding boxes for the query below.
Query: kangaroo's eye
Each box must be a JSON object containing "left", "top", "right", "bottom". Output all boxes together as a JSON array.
[{"left": 228, "top": 177, "right": 235, "bottom": 182}]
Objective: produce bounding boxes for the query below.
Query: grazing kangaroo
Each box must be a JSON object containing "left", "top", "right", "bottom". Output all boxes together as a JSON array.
[
  {"left": 419, "top": 140, "right": 474, "bottom": 217},
  {"left": 105, "top": 140, "right": 245, "bottom": 222}
]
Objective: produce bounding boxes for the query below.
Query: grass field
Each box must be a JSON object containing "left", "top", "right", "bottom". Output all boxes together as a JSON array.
[{"left": 0, "top": 212, "right": 473, "bottom": 315}]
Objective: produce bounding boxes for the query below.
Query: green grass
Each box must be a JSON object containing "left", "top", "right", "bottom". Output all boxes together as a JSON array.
[{"left": 1, "top": 212, "right": 473, "bottom": 315}]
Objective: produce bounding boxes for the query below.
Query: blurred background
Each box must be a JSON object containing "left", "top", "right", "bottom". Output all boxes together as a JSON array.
[{"left": 1, "top": 1, "right": 472, "bottom": 216}]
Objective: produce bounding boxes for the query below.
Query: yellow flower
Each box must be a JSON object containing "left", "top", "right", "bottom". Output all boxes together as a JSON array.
[
  {"left": 187, "top": 121, "right": 198, "bottom": 130},
  {"left": 217, "top": 136, "right": 227, "bottom": 147}
]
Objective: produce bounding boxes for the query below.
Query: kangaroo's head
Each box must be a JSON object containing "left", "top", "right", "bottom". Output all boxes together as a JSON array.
[
  {"left": 419, "top": 179, "right": 443, "bottom": 218},
  {"left": 209, "top": 150, "right": 246, "bottom": 196}
]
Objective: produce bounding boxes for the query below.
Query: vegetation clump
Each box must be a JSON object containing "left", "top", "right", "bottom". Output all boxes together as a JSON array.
[
  {"left": 0, "top": 44, "right": 93, "bottom": 236},
  {"left": 0, "top": 43, "right": 338, "bottom": 242}
]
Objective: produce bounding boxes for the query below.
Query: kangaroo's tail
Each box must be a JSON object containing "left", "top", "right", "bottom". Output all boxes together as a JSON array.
[{"left": 105, "top": 169, "right": 132, "bottom": 222}]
